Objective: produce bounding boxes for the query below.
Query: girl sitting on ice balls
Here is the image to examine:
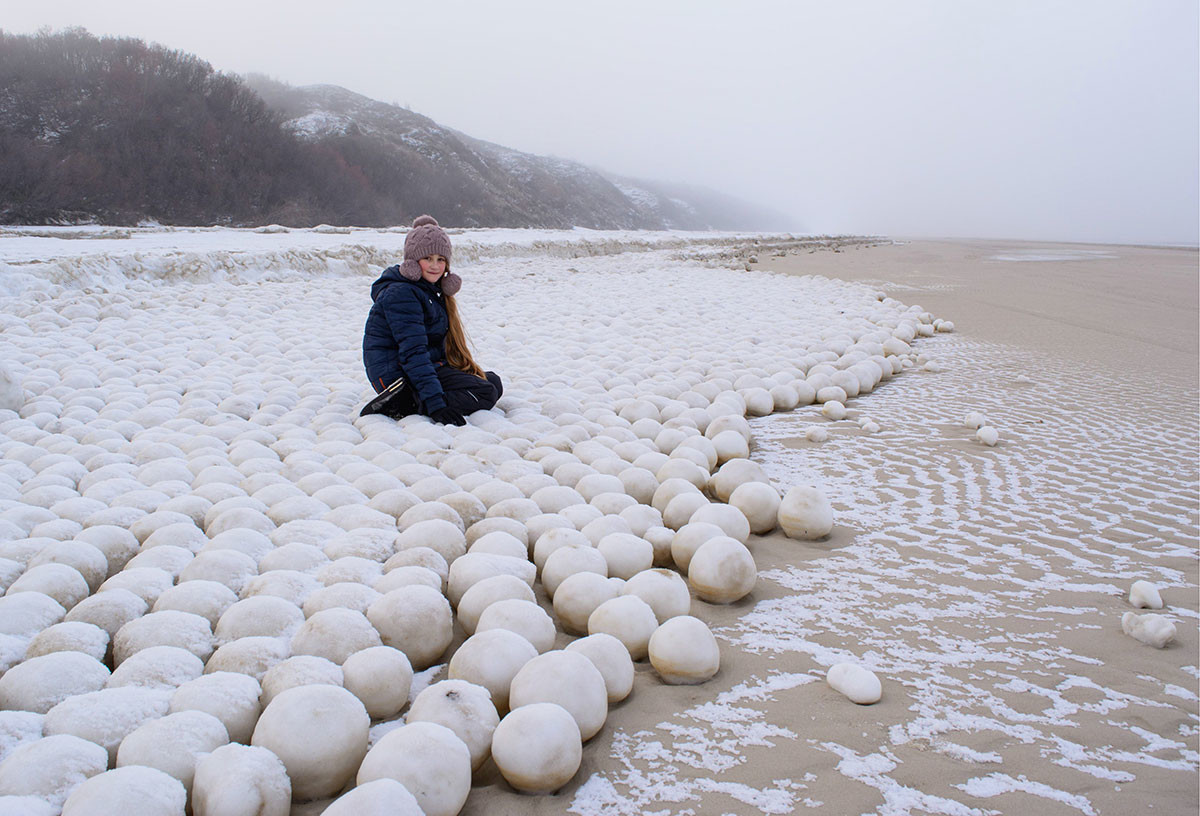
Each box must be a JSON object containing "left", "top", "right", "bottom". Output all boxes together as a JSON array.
[{"left": 361, "top": 215, "right": 502, "bottom": 426}]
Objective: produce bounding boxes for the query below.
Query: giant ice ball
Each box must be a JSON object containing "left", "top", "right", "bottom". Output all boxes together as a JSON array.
[
  {"left": 777, "top": 485, "right": 834, "bottom": 540},
  {"left": 250, "top": 684, "right": 369, "bottom": 801}
]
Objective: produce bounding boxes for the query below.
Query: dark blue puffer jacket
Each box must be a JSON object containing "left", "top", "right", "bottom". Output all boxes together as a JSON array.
[{"left": 362, "top": 265, "right": 449, "bottom": 413}]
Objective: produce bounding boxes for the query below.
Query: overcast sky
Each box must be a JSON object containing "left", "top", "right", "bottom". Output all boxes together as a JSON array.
[{"left": 7, "top": 1, "right": 1197, "bottom": 244}]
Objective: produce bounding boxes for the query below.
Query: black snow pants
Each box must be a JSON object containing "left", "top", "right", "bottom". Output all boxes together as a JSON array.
[{"left": 433, "top": 366, "right": 503, "bottom": 415}]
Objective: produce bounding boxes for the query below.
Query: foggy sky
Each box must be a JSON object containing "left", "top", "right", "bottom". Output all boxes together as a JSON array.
[{"left": 7, "top": 1, "right": 1198, "bottom": 244}]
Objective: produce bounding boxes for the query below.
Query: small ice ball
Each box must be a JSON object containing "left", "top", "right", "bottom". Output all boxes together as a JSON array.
[
  {"left": 1129, "top": 580, "right": 1164, "bottom": 609},
  {"left": 251, "top": 684, "right": 369, "bottom": 801},
  {"left": 491, "top": 703, "right": 581, "bottom": 794},
  {"left": 669, "top": 522, "right": 726, "bottom": 572},
  {"left": 215, "top": 596, "right": 304, "bottom": 643},
  {"left": 367, "top": 586, "right": 453, "bottom": 669},
  {"left": 728, "top": 482, "right": 781, "bottom": 535},
  {"left": 541, "top": 544, "right": 607, "bottom": 598},
  {"left": 778, "top": 486, "right": 834, "bottom": 540},
  {"left": 976, "top": 426, "right": 999, "bottom": 446},
  {"left": 825, "top": 662, "right": 882, "bottom": 704},
  {"left": 963, "top": 412, "right": 987, "bottom": 429},
  {"left": 816, "top": 386, "right": 848, "bottom": 405},
  {"left": 259, "top": 655, "right": 343, "bottom": 707},
  {"left": 356, "top": 721, "right": 471, "bottom": 816},
  {"left": 289, "top": 607, "right": 381, "bottom": 665},
  {"left": 113, "top": 609, "right": 214, "bottom": 666},
  {"left": 620, "top": 566, "right": 690, "bottom": 624},
  {"left": 153, "top": 581, "right": 239, "bottom": 628},
  {"left": 406, "top": 679, "right": 499, "bottom": 772},
  {"left": 596, "top": 532, "right": 653, "bottom": 580},
  {"left": 107, "top": 645, "right": 204, "bottom": 690},
  {"left": 446, "top": 552, "right": 535, "bottom": 608},
  {"left": 191, "top": 743, "right": 290, "bottom": 816},
  {"left": 711, "top": 430, "right": 750, "bottom": 464},
  {"left": 508, "top": 650, "right": 607, "bottom": 741},
  {"left": 203, "top": 636, "right": 288, "bottom": 682},
  {"left": 552, "top": 571, "right": 621, "bottom": 635},
  {"left": 60, "top": 766, "right": 186, "bottom": 816},
  {"left": 115, "top": 709, "right": 228, "bottom": 796},
  {"left": 648, "top": 615, "right": 720, "bottom": 684},
  {"left": 804, "top": 426, "right": 828, "bottom": 443},
  {"left": 65, "top": 589, "right": 147, "bottom": 640},
  {"left": 1121, "top": 611, "right": 1176, "bottom": 649},
  {"left": 8, "top": 563, "right": 89, "bottom": 611},
  {"left": 587, "top": 594, "right": 658, "bottom": 661},
  {"left": 22, "top": 620, "right": 108, "bottom": 662},
  {"left": 341, "top": 645, "right": 413, "bottom": 719},
  {"left": 320, "top": 779, "right": 423, "bottom": 816},
  {"left": 0, "top": 365, "right": 23, "bottom": 413},
  {"left": 708, "top": 459, "right": 769, "bottom": 503},
  {"left": 689, "top": 503, "right": 750, "bottom": 544},
  {"left": 467, "top": 530, "right": 527, "bottom": 559},
  {"left": 476, "top": 598, "right": 556, "bottom": 654},
  {"left": 564, "top": 632, "right": 634, "bottom": 703},
  {"left": 169, "top": 671, "right": 262, "bottom": 744},
  {"left": 43, "top": 686, "right": 171, "bottom": 766},
  {"left": 448, "top": 628, "right": 537, "bottom": 712},
  {"left": 687, "top": 537, "right": 756, "bottom": 603},
  {"left": 0, "top": 733, "right": 108, "bottom": 809},
  {"left": 0, "top": 710, "right": 43, "bottom": 765},
  {"left": 395, "top": 519, "right": 466, "bottom": 566},
  {"left": 820, "top": 400, "right": 847, "bottom": 421},
  {"left": 457, "top": 573, "right": 536, "bottom": 633}
]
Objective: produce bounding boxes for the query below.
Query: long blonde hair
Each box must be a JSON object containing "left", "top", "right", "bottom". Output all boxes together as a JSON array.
[{"left": 443, "top": 292, "right": 485, "bottom": 378}]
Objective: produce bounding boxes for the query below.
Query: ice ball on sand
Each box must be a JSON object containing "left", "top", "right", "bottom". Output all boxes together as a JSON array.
[
  {"left": 509, "top": 650, "right": 607, "bottom": 741},
  {"left": 1128, "top": 580, "right": 1163, "bottom": 609},
  {"left": 406, "top": 679, "right": 499, "bottom": 772},
  {"left": 648, "top": 615, "right": 720, "bottom": 684},
  {"left": 356, "top": 721, "right": 471, "bottom": 816},
  {"left": 587, "top": 595, "right": 658, "bottom": 660},
  {"left": 564, "top": 632, "right": 634, "bottom": 703},
  {"left": 0, "top": 734, "right": 107, "bottom": 809},
  {"left": 60, "top": 766, "right": 185, "bottom": 816},
  {"left": 976, "top": 426, "right": 999, "bottom": 446},
  {"left": 491, "top": 703, "right": 582, "bottom": 794},
  {"left": 341, "top": 646, "right": 413, "bottom": 720},
  {"left": 826, "top": 663, "right": 882, "bottom": 704},
  {"left": 250, "top": 685, "right": 368, "bottom": 801},
  {"left": 687, "top": 537, "right": 756, "bottom": 604},
  {"left": 448, "top": 629, "right": 537, "bottom": 712},
  {"left": 320, "top": 779, "right": 422, "bottom": 816},
  {"left": 778, "top": 486, "right": 834, "bottom": 540},
  {"left": 115, "top": 710, "right": 229, "bottom": 797},
  {"left": 191, "top": 743, "right": 290, "bottom": 816},
  {"left": 1121, "top": 611, "right": 1176, "bottom": 648}
]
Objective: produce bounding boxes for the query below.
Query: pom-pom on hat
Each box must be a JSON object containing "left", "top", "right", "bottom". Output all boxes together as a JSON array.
[{"left": 400, "top": 215, "right": 461, "bottom": 295}]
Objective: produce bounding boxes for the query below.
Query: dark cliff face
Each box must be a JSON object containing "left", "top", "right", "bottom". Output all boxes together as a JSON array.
[{"left": 246, "top": 80, "right": 796, "bottom": 231}]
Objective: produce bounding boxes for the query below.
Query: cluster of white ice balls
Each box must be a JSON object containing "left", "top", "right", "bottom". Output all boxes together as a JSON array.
[
  {"left": 1122, "top": 580, "right": 1175, "bottom": 649},
  {"left": 0, "top": 299, "right": 944, "bottom": 811},
  {"left": 963, "top": 412, "right": 999, "bottom": 447}
]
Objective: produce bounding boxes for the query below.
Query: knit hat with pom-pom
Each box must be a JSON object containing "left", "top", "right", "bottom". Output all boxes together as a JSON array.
[{"left": 400, "top": 215, "right": 461, "bottom": 295}]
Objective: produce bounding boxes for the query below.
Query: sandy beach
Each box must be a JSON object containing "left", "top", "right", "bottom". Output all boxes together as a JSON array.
[
  {"left": 0, "top": 231, "right": 1195, "bottom": 816},
  {"left": 462, "top": 238, "right": 1199, "bottom": 815}
]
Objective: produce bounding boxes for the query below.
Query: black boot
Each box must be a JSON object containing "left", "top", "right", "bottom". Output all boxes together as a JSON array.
[{"left": 360, "top": 376, "right": 420, "bottom": 419}]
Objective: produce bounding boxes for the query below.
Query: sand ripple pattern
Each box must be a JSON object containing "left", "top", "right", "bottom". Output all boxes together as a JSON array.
[{"left": 574, "top": 334, "right": 1198, "bottom": 815}]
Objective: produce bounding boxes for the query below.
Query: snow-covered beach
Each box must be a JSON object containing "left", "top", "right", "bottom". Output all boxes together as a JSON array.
[{"left": 0, "top": 228, "right": 1195, "bottom": 815}]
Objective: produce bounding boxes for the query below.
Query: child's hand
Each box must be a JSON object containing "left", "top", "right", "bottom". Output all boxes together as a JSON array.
[{"left": 431, "top": 406, "right": 466, "bottom": 426}]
